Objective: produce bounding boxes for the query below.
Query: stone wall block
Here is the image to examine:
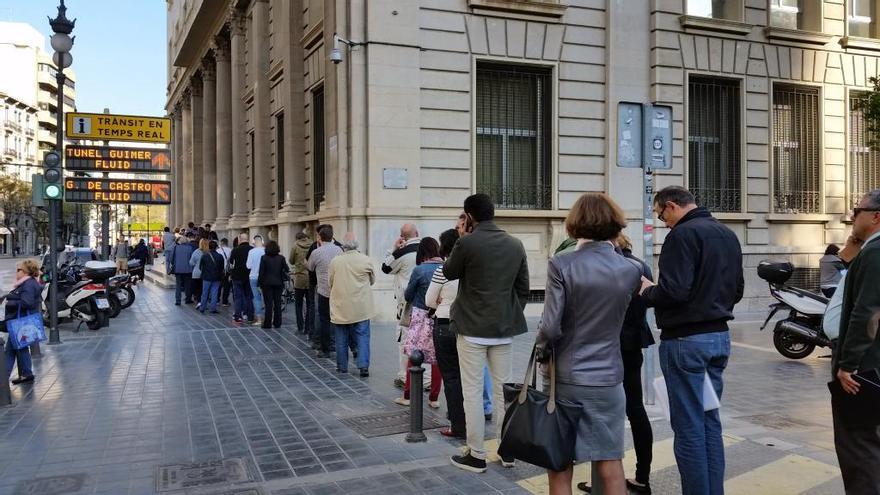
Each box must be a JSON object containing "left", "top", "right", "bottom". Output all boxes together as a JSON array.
[
  {"left": 505, "top": 20, "right": 526, "bottom": 58},
  {"left": 526, "top": 22, "right": 546, "bottom": 59},
  {"left": 487, "top": 17, "right": 506, "bottom": 56},
  {"left": 465, "top": 15, "right": 488, "bottom": 54},
  {"left": 734, "top": 41, "right": 750, "bottom": 74},
  {"left": 709, "top": 37, "right": 723, "bottom": 72},
  {"left": 790, "top": 48, "right": 802, "bottom": 81},
  {"left": 680, "top": 34, "right": 696, "bottom": 69},
  {"left": 764, "top": 45, "right": 779, "bottom": 78},
  {"left": 695, "top": 36, "right": 710, "bottom": 70},
  {"left": 722, "top": 39, "right": 737, "bottom": 73},
  {"left": 543, "top": 24, "right": 565, "bottom": 60}
]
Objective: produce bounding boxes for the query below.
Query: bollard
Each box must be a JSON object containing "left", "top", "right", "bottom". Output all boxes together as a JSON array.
[
  {"left": 405, "top": 350, "right": 427, "bottom": 443},
  {"left": 0, "top": 340, "right": 10, "bottom": 407},
  {"left": 31, "top": 342, "right": 41, "bottom": 357},
  {"left": 590, "top": 462, "right": 604, "bottom": 495}
]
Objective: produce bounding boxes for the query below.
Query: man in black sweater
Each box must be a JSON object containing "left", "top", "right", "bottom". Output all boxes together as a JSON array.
[
  {"left": 640, "top": 186, "right": 743, "bottom": 495},
  {"left": 229, "top": 233, "right": 255, "bottom": 323}
]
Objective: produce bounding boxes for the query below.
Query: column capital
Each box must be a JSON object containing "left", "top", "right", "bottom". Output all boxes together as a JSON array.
[
  {"left": 212, "top": 35, "right": 230, "bottom": 62},
  {"left": 201, "top": 59, "right": 216, "bottom": 82},
  {"left": 189, "top": 77, "right": 203, "bottom": 98},
  {"left": 227, "top": 7, "right": 247, "bottom": 36}
]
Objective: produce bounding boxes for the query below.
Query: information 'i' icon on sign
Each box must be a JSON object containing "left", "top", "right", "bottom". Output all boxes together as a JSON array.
[{"left": 74, "top": 117, "right": 91, "bottom": 135}]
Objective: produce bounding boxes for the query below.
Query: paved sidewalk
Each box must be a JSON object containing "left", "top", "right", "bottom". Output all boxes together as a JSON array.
[{"left": 0, "top": 282, "right": 845, "bottom": 494}]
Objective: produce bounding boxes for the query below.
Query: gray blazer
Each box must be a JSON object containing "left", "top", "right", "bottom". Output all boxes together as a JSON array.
[{"left": 537, "top": 241, "right": 641, "bottom": 386}]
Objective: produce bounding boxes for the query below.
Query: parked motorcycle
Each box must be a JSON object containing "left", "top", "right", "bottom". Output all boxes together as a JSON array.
[
  {"left": 41, "top": 261, "right": 116, "bottom": 330},
  {"left": 757, "top": 260, "right": 833, "bottom": 359},
  {"left": 108, "top": 273, "right": 136, "bottom": 309}
]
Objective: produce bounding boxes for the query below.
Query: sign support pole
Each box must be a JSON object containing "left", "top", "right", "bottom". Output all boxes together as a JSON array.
[
  {"left": 47, "top": 70, "right": 65, "bottom": 345},
  {"left": 101, "top": 109, "right": 110, "bottom": 260},
  {"left": 643, "top": 166, "right": 656, "bottom": 405}
]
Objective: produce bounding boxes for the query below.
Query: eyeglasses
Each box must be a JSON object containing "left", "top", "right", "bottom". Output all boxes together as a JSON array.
[
  {"left": 852, "top": 207, "right": 880, "bottom": 219},
  {"left": 15, "top": 268, "right": 24, "bottom": 273},
  {"left": 655, "top": 205, "right": 668, "bottom": 223}
]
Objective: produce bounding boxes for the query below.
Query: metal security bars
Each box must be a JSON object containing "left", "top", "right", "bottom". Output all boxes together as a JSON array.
[
  {"left": 772, "top": 84, "right": 821, "bottom": 213},
  {"left": 312, "top": 88, "right": 325, "bottom": 209},
  {"left": 475, "top": 62, "right": 552, "bottom": 210},
  {"left": 850, "top": 93, "right": 880, "bottom": 206},
  {"left": 688, "top": 77, "right": 742, "bottom": 212}
]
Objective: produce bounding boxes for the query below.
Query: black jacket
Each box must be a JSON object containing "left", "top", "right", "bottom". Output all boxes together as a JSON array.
[
  {"left": 258, "top": 254, "right": 290, "bottom": 288},
  {"left": 620, "top": 249, "right": 656, "bottom": 351},
  {"left": 229, "top": 242, "right": 253, "bottom": 281},
  {"left": 641, "top": 207, "right": 744, "bottom": 339},
  {"left": 4, "top": 277, "right": 42, "bottom": 319},
  {"left": 199, "top": 251, "right": 225, "bottom": 282}
]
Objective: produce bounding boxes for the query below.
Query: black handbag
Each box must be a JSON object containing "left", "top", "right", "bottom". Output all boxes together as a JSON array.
[{"left": 498, "top": 346, "right": 582, "bottom": 472}]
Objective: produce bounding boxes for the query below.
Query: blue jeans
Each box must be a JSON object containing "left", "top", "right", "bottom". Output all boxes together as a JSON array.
[
  {"left": 232, "top": 279, "right": 254, "bottom": 320},
  {"left": 335, "top": 320, "right": 371, "bottom": 371},
  {"left": 174, "top": 273, "right": 191, "bottom": 304},
  {"left": 200, "top": 280, "right": 221, "bottom": 313},
  {"left": 249, "top": 278, "right": 263, "bottom": 318},
  {"left": 6, "top": 339, "right": 33, "bottom": 378},
  {"left": 659, "top": 332, "right": 730, "bottom": 495},
  {"left": 483, "top": 365, "right": 493, "bottom": 415}
]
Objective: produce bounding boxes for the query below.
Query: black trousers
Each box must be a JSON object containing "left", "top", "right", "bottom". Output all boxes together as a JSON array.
[
  {"left": 220, "top": 274, "right": 231, "bottom": 304},
  {"left": 833, "top": 401, "right": 880, "bottom": 494},
  {"left": 317, "top": 295, "right": 333, "bottom": 353},
  {"left": 262, "top": 285, "right": 283, "bottom": 328},
  {"left": 433, "top": 319, "right": 466, "bottom": 436},
  {"left": 191, "top": 278, "right": 203, "bottom": 303},
  {"left": 623, "top": 348, "right": 654, "bottom": 484},
  {"left": 293, "top": 287, "right": 314, "bottom": 335}
]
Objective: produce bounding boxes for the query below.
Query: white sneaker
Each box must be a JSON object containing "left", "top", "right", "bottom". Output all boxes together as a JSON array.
[
  {"left": 428, "top": 400, "right": 440, "bottom": 409},
  {"left": 394, "top": 397, "right": 410, "bottom": 406}
]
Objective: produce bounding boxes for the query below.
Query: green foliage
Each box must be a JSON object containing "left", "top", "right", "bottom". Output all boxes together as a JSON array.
[{"left": 857, "top": 77, "right": 880, "bottom": 148}]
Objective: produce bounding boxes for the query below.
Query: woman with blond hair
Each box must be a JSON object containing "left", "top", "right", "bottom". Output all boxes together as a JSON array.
[
  {"left": 2, "top": 259, "right": 42, "bottom": 384},
  {"left": 189, "top": 238, "right": 209, "bottom": 309},
  {"left": 536, "top": 192, "right": 641, "bottom": 495}
]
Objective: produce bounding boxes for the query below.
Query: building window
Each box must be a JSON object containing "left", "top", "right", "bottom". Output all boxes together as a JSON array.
[
  {"left": 249, "top": 131, "right": 255, "bottom": 210},
  {"left": 772, "top": 84, "right": 821, "bottom": 213},
  {"left": 770, "top": 0, "right": 822, "bottom": 31},
  {"left": 475, "top": 62, "right": 552, "bottom": 210},
  {"left": 688, "top": 77, "right": 742, "bottom": 212},
  {"left": 687, "top": 0, "right": 743, "bottom": 20},
  {"left": 850, "top": 0, "right": 877, "bottom": 37},
  {"left": 275, "top": 112, "right": 285, "bottom": 208},
  {"left": 312, "top": 87, "right": 325, "bottom": 209},
  {"left": 849, "top": 92, "right": 880, "bottom": 206}
]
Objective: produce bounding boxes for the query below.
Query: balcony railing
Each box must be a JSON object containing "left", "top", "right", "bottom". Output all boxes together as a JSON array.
[{"left": 3, "top": 120, "right": 21, "bottom": 132}]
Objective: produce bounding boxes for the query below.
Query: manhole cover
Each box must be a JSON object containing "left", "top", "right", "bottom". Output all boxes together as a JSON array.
[
  {"left": 315, "top": 398, "right": 397, "bottom": 418},
  {"left": 340, "top": 409, "right": 444, "bottom": 437},
  {"left": 735, "top": 413, "right": 817, "bottom": 430},
  {"left": 156, "top": 458, "right": 255, "bottom": 492},
  {"left": 13, "top": 474, "right": 87, "bottom": 495}
]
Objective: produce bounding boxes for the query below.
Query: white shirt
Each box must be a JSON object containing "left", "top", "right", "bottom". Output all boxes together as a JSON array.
[
  {"left": 246, "top": 246, "right": 265, "bottom": 279},
  {"left": 823, "top": 270, "right": 847, "bottom": 339},
  {"left": 219, "top": 246, "right": 232, "bottom": 272}
]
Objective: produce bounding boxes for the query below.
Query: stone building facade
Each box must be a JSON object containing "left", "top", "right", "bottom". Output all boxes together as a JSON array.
[{"left": 167, "top": 0, "right": 880, "bottom": 316}]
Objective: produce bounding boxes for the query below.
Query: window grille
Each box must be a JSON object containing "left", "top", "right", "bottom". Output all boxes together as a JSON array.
[
  {"left": 312, "top": 88, "right": 325, "bottom": 209},
  {"left": 276, "top": 113, "right": 285, "bottom": 208},
  {"left": 475, "top": 62, "right": 552, "bottom": 210},
  {"left": 688, "top": 76, "right": 742, "bottom": 212},
  {"left": 772, "top": 84, "right": 821, "bottom": 213},
  {"left": 850, "top": 92, "right": 880, "bottom": 206}
]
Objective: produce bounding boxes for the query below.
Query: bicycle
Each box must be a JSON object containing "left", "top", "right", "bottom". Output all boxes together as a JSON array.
[{"left": 280, "top": 279, "right": 295, "bottom": 312}]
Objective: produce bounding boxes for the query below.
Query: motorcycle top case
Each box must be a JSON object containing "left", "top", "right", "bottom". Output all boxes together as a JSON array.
[
  {"left": 83, "top": 261, "right": 117, "bottom": 281},
  {"left": 757, "top": 259, "right": 794, "bottom": 285}
]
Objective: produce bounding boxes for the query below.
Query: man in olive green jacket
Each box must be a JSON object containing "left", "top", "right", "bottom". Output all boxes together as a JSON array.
[
  {"left": 288, "top": 232, "right": 313, "bottom": 335},
  {"left": 832, "top": 189, "right": 880, "bottom": 493},
  {"left": 443, "top": 193, "right": 529, "bottom": 473}
]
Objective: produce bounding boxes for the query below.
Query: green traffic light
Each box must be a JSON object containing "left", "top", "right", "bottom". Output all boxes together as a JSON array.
[{"left": 44, "top": 183, "right": 63, "bottom": 200}]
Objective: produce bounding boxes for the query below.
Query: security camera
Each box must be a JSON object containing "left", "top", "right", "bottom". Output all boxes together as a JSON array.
[{"left": 330, "top": 47, "right": 343, "bottom": 64}]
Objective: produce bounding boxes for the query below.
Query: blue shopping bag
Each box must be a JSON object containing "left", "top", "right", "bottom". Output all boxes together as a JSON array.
[{"left": 7, "top": 309, "right": 47, "bottom": 350}]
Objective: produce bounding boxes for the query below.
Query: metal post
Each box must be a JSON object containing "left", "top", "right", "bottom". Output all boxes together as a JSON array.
[
  {"left": 47, "top": 70, "right": 65, "bottom": 345},
  {"left": 591, "top": 463, "right": 604, "bottom": 495},
  {"left": 0, "top": 348, "right": 10, "bottom": 405},
  {"left": 405, "top": 350, "right": 427, "bottom": 443},
  {"left": 101, "top": 204, "right": 110, "bottom": 259},
  {"left": 643, "top": 167, "right": 656, "bottom": 405}
]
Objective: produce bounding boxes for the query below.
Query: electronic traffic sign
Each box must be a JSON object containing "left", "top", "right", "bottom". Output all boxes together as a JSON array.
[
  {"left": 64, "top": 178, "right": 171, "bottom": 205},
  {"left": 65, "top": 145, "right": 170, "bottom": 173},
  {"left": 65, "top": 112, "right": 171, "bottom": 143}
]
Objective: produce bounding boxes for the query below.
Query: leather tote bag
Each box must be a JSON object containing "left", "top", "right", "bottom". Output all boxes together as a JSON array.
[{"left": 498, "top": 347, "right": 582, "bottom": 472}]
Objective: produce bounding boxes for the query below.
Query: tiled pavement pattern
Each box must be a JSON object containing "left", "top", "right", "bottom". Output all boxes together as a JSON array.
[{"left": 0, "top": 272, "right": 847, "bottom": 494}]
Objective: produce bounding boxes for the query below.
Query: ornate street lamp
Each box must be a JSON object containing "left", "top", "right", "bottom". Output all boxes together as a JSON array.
[{"left": 46, "top": 0, "right": 75, "bottom": 345}]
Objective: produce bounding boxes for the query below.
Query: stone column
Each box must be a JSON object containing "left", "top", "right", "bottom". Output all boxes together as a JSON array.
[
  {"left": 228, "top": 10, "right": 249, "bottom": 229},
  {"left": 279, "top": 0, "right": 306, "bottom": 219},
  {"left": 201, "top": 59, "right": 218, "bottom": 226},
  {"left": 189, "top": 79, "right": 204, "bottom": 225},
  {"left": 172, "top": 109, "right": 184, "bottom": 227},
  {"left": 213, "top": 34, "right": 233, "bottom": 234},
  {"left": 181, "top": 94, "right": 193, "bottom": 223},
  {"left": 249, "top": 0, "right": 273, "bottom": 228}
]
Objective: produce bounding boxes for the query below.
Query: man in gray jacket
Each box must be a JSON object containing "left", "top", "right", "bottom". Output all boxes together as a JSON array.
[{"left": 443, "top": 193, "right": 530, "bottom": 473}]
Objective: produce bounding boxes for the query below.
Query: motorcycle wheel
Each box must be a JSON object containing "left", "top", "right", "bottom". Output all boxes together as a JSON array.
[
  {"left": 116, "top": 287, "right": 136, "bottom": 309},
  {"left": 107, "top": 293, "right": 122, "bottom": 318},
  {"left": 773, "top": 331, "right": 815, "bottom": 359},
  {"left": 87, "top": 310, "right": 107, "bottom": 330}
]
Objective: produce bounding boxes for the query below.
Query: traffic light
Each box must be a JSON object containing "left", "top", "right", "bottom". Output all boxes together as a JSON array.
[{"left": 42, "top": 150, "right": 63, "bottom": 200}]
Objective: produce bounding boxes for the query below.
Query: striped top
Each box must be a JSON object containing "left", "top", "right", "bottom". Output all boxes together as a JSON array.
[{"left": 424, "top": 266, "right": 459, "bottom": 319}]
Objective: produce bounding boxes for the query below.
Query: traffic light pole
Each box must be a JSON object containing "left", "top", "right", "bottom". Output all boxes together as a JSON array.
[{"left": 47, "top": 70, "right": 66, "bottom": 345}]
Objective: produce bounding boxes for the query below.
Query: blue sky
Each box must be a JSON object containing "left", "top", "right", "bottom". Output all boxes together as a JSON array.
[{"left": 0, "top": 0, "right": 167, "bottom": 117}]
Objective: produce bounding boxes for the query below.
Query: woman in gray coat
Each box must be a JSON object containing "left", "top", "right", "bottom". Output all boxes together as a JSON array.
[{"left": 536, "top": 193, "right": 641, "bottom": 495}]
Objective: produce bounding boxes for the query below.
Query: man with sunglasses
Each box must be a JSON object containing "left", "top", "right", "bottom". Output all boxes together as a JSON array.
[
  {"left": 639, "top": 186, "right": 743, "bottom": 495},
  {"left": 832, "top": 189, "right": 880, "bottom": 493}
]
